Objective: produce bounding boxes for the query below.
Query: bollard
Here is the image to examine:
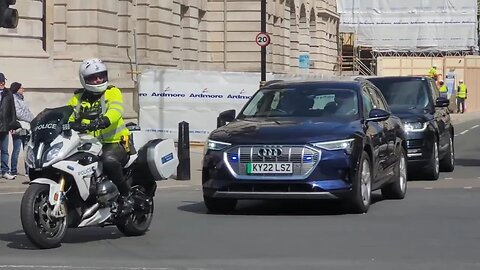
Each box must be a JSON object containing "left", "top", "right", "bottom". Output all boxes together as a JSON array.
[{"left": 176, "top": 121, "right": 191, "bottom": 180}]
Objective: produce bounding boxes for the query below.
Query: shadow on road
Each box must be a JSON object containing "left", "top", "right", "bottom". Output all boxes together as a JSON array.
[
  {"left": 178, "top": 193, "right": 384, "bottom": 216},
  {"left": 455, "top": 158, "right": 480, "bottom": 167},
  {"left": 0, "top": 227, "right": 122, "bottom": 250}
]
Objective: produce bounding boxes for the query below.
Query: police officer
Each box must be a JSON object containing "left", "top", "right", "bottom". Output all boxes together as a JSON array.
[
  {"left": 428, "top": 65, "right": 438, "bottom": 81},
  {"left": 67, "top": 58, "right": 133, "bottom": 215},
  {"left": 456, "top": 79, "right": 467, "bottom": 113},
  {"left": 438, "top": 80, "right": 447, "bottom": 98}
]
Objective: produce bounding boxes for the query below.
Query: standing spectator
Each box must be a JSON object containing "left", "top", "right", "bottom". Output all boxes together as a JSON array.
[
  {"left": 456, "top": 79, "right": 468, "bottom": 114},
  {"left": 0, "top": 73, "right": 19, "bottom": 180},
  {"left": 10, "top": 82, "right": 34, "bottom": 177},
  {"left": 438, "top": 80, "right": 447, "bottom": 98}
]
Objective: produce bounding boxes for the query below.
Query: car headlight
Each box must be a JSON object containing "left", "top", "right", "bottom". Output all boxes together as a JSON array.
[
  {"left": 43, "top": 142, "right": 63, "bottom": 163},
  {"left": 205, "top": 139, "right": 231, "bottom": 152},
  {"left": 404, "top": 122, "right": 427, "bottom": 132},
  {"left": 312, "top": 139, "right": 355, "bottom": 154},
  {"left": 26, "top": 146, "right": 35, "bottom": 167}
]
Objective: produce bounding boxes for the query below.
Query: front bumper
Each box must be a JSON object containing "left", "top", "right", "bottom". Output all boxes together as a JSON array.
[
  {"left": 202, "top": 145, "right": 359, "bottom": 200},
  {"left": 405, "top": 128, "right": 435, "bottom": 166}
]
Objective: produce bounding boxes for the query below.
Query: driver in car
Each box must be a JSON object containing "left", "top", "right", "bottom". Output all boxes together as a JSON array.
[{"left": 66, "top": 58, "right": 133, "bottom": 216}]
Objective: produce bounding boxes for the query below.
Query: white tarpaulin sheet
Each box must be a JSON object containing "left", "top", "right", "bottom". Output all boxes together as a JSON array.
[{"left": 337, "top": 0, "right": 478, "bottom": 52}]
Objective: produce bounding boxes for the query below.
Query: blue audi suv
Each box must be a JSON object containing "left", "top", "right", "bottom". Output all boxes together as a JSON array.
[{"left": 202, "top": 78, "right": 407, "bottom": 214}]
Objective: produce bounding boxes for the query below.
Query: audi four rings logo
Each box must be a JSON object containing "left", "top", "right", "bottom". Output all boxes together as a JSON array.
[{"left": 257, "top": 147, "right": 283, "bottom": 158}]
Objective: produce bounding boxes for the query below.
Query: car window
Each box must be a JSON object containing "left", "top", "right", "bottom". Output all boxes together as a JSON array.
[
  {"left": 429, "top": 79, "right": 439, "bottom": 99},
  {"left": 368, "top": 79, "right": 430, "bottom": 110},
  {"left": 366, "top": 85, "right": 387, "bottom": 110},
  {"left": 239, "top": 87, "right": 360, "bottom": 120},
  {"left": 361, "top": 88, "right": 374, "bottom": 118}
]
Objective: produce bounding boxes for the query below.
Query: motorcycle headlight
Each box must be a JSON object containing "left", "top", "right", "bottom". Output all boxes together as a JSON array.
[
  {"left": 43, "top": 142, "right": 63, "bottom": 163},
  {"left": 312, "top": 139, "right": 355, "bottom": 154},
  {"left": 26, "top": 146, "right": 35, "bottom": 167},
  {"left": 404, "top": 122, "right": 427, "bottom": 132}
]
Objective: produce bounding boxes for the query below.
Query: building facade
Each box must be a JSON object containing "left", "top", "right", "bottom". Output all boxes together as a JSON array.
[{"left": 0, "top": 0, "right": 339, "bottom": 116}]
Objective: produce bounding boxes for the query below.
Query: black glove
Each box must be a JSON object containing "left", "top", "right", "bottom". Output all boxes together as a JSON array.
[
  {"left": 89, "top": 116, "right": 110, "bottom": 131},
  {"left": 70, "top": 121, "right": 87, "bottom": 132}
]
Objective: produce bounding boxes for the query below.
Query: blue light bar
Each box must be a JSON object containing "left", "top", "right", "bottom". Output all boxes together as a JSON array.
[
  {"left": 313, "top": 180, "right": 350, "bottom": 191},
  {"left": 229, "top": 154, "right": 239, "bottom": 163}
]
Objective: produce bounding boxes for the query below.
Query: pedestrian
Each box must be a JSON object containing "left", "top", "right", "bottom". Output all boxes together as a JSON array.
[
  {"left": 428, "top": 65, "right": 439, "bottom": 81},
  {"left": 0, "top": 73, "right": 19, "bottom": 180},
  {"left": 438, "top": 80, "right": 447, "bottom": 98},
  {"left": 456, "top": 79, "right": 467, "bottom": 114},
  {"left": 10, "top": 82, "right": 34, "bottom": 177}
]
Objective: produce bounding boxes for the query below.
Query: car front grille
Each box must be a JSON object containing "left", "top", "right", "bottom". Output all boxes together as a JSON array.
[{"left": 224, "top": 145, "right": 321, "bottom": 180}]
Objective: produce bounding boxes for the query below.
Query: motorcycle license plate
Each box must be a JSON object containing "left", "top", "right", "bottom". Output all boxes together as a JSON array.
[{"left": 246, "top": 163, "right": 293, "bottom": 174}]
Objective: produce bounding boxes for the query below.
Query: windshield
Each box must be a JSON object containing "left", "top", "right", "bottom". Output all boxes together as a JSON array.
[
  {"left": 238, "top": 87, "right": 359, "bottom": 120},
  {"left": 30, "top": 106, "right": 73, "bottom": 145},
  {"left": 370, "top": 79, "right": 430, "bottom": 109}
]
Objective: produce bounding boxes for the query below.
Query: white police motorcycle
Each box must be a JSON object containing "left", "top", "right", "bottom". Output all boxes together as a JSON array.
[{"left": 20, "top": 106, "right": 178, "bottom": 249}]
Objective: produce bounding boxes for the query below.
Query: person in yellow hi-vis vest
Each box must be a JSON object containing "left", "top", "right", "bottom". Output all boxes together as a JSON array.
[
  {"left": 67, "top": 58, "right": 133, "bottom": 216},
  {"left": 438, "top": 80, "right": 447, "bottom": 98},
  {"left": 456, "top": 79, "right": 468, "bottom": 114},
  {"left": 428, "top": 65, "right": 438, "bottom": 81}
]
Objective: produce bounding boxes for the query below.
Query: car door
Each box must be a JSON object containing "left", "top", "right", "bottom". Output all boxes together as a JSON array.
[
  {"left": 366, "top": 84, "right": 396, "bottom": 182},
  {"left": 361, "top": 85, "right": 387, "bottom": 185},
  {"left": 429, "top": 79, "right": 448, "bottom": 152}
]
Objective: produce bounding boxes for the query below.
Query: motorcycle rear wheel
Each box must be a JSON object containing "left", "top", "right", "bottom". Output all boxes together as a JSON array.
[
  {"left": 116, "top": 191, "right": 154, "bottom": 236},
  {"left": 21, "top": 184, "right": 68, "bottom": 249}
]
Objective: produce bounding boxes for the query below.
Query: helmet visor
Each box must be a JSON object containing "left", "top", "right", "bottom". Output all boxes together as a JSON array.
[{"left": 84, "top": 71, "right": 108, "bottom": 85}]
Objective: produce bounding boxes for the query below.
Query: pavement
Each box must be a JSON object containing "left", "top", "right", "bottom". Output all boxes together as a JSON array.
[{"left": 0, "top": 111, "right": 479, "bottom": 194}]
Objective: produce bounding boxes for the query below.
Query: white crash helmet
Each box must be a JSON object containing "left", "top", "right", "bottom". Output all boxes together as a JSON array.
[{"left": 79, "top": 58, "right": 109, "bottom": 93}]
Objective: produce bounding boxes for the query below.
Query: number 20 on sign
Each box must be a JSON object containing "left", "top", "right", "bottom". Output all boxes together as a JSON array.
[{"left": 256, "top": 32, "right": 271, "bottom": 47}]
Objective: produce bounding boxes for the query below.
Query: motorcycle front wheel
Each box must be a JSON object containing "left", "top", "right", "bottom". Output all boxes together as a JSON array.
[{"left": 20, "top": 183, "right": 67, "bottom": 249}]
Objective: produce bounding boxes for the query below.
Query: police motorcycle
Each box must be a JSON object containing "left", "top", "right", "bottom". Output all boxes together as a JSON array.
[{"left": 20, "top": 106, "right": 178, "bottom": 249}]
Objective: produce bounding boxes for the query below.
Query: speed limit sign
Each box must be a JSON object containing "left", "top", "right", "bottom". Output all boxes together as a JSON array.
[{"left": 256, "top": 32, "right": 271, "bottom": 47}]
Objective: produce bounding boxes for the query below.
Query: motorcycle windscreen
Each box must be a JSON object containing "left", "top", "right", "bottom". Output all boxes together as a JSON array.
[{"left": 30, "top": 106, "right": 74, "bottom": 144}]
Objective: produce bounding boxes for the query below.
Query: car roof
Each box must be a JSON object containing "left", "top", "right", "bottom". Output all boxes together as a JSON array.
[
  {"left": 361, "top": 75, "right": 430, "bottom": 82},
  {"left": 263, "top": 78, "right": 364, "bottom": 90}
]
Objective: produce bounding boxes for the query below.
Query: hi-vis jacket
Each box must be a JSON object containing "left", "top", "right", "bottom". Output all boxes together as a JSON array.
[{"left": 67, "top": 86, "right": 129, "bottom": 143}]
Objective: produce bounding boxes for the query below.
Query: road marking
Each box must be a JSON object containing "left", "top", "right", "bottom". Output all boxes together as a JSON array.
[
  {"left": 444, "top": 177, "right": 453, "bottom": 180},
  {"left": 471, "top": 125, "right": 479, "bottom": 129},
  {"left": 454, "top": 134, "right": 459, "bottom": 137},
  {"left": 0, "top": 265, "right": 170, "bottom": 270},
  {"left": 460, "top": 130, "right": 469, "bottom": 135},
  {"left": 424, "top": 187, "right": 433, "bottom": 190},
  {"left": 464, "top": 187, "right": 473, "bottom": 189},
  {"left": 0, "top": 192, "right": 24, "bottom": 195}
]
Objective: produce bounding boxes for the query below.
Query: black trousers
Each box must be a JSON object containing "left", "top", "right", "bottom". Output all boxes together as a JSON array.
[{"left": 101, "top": 143, "right": 130, "bottom": 195}]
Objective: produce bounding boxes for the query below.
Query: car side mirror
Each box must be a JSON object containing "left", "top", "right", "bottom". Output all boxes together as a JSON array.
[
  {"left": 217, "top": 109, "right": 236, "bottom": 127},
  {"left": 367, "top": 109, "right": 390, "bottom": 122},
  {"left": 435, "top": 97, "right": 450, "bottom": 107}
]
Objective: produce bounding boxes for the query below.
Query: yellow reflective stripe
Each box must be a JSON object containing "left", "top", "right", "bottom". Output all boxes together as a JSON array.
[
  {"left": 110, "top": 107, "right": 124, "bottom": 116},
  {"left": 100, "top": 124, "right": 127, "bottom": 140}
]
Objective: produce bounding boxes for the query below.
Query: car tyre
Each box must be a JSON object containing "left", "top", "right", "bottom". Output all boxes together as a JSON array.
[
  {"left": 203, "top": 196, "right": 237, "bottom": 214},
  {"left": 440, "top": 136, "right": 455, "bottom": 172},
  {"left": 348, "top": 151, "right": 372, "bottom": 214},
  {"left": 424, "top": 141, "right": 440, "bottom": 180},
  {"left": 382, "top": 148, "right": 407, "bottom": 199}
]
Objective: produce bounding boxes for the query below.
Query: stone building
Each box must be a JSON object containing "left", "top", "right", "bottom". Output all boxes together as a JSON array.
[{"left": 0, "top": 0, "right": 339, "bottom": 117}]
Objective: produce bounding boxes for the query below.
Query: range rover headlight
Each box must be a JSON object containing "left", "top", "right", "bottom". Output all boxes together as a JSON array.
[
  {"left": 404, "top": 122, "right": 427, "bottom": 132},
  {"left": 204, "top": 139, "right": 231, "bottom": 152},
  {"left": 312, "top": 139, "right": 355, "bottom": 154}
]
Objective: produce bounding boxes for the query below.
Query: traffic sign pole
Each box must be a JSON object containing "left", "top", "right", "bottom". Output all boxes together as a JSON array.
[{"left": 260, "top": 0, "right": 266, "bottom": 84}]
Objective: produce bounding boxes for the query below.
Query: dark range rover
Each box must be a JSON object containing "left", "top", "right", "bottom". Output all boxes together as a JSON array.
[
  {"left": 367, "top": 76, "right": 455, "bottom": 180},
  {"left": 202, "top": 79, "right": 407, "bottom": 214}
]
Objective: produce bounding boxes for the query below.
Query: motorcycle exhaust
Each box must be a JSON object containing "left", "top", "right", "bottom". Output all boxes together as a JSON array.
[{"left": 81, "top": 203, "right": 100, "bottom": 221}]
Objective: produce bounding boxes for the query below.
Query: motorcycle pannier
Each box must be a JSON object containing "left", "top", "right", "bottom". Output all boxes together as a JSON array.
[{"left": 134, "top": 138, "right": 179, "bottom": 182}]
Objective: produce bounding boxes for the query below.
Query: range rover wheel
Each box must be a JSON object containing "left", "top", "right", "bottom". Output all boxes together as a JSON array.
[
  {"left": 203, "top": 196, "right": 237, "bottom": 214},
  {"left": 424, "top": 141, "right": 440, "bottom": 180},
  {"left": 349, "top": 151, "right": 372, "bottom": 214},
  {"left": 382, "top": 148, "right": 407, "bottom": 199},
  {"left": 440, "top": 136, "right": 455, "bottom": 172}
]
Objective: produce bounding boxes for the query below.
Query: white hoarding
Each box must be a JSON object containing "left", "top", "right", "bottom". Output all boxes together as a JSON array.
[{"left": 138, "top": 69, "right": 263, "bottom": 142}]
